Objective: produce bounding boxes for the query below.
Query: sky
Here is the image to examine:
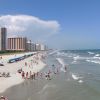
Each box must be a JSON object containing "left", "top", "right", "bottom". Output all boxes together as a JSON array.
[{"left": 0, "top": 0, "right": 100, "bottom": 50}]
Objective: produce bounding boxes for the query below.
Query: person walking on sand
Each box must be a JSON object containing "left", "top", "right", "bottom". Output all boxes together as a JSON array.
[
  {"left": 25, "top": 62, "right": 27, "bottom": 66},
  {"left": 31, "top": 74, "right": 34, "bottom": 80},
  {"left": 33, "top": 73, "right": 36, "bottom": 80},
  {"left": 30, "top": 71, "right": 32, "bottom": 78},
  {"left": 0, "top": 96, "right": 8, "bottom": 100},
  {"left": 36, "top": 72, "right": 39, "bottom": 77},
  {"left": 26, "top": 72, "right": 28, "bottom": 79},
  {"left": 22, "top": 71, "right": 25, "bottom": 79}
]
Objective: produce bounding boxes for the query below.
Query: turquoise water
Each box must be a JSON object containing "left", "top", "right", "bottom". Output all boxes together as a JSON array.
[{"left": 1, "top": 50, "right": 100, "bottom": 100}]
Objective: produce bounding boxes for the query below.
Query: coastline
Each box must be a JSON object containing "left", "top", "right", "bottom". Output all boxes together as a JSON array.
[{"left": 0, "top": 52, "right": 46, "bottom": 93}]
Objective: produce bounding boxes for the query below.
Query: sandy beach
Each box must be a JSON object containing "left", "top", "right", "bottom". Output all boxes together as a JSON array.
[{"left": 0, "top": 52, "right": 46, "bottom": 93}]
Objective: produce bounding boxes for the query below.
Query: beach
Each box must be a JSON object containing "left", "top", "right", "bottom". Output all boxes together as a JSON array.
[
  {"left": 0, "top": 52, "right": 46, "bottom": 93},
  {"left": 0, "top": 50, "right": 100, "bottom": 100}
]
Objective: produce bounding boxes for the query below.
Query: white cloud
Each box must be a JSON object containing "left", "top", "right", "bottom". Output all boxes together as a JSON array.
[{"left": 0, "top": 15, "right": 60, "bottom": 42}]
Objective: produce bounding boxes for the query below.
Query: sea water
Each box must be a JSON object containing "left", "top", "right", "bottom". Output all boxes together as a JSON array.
[{"left": 1, "top": 49, "right": 100, "bottom": 100}]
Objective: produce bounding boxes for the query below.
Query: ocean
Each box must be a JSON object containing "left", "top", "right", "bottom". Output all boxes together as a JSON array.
[{"left": 1, "top": 49, "right": 100, "bottom": 100}]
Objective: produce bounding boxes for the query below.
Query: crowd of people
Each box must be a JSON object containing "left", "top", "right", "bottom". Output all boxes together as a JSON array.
[
  {"left": 16, "top": 54, "right": 47, "bottom": 80},
  {"left": 0, "top": 72, "right": 10, "bottom": 78},
  {"left": 17, "top": 63, "right": 67, "bottom": 81},
  {"left": 0, "top": 96, "right": 8, "bottom": 100}
]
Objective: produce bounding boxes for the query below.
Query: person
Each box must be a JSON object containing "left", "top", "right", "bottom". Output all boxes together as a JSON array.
[
  {"left": 25, "top": 62, "right": 27, "bottom": 66},
  {"left": 30, "top": 71, "right": 32, "bottom": 78},
  {"left": 65, "top": 65, "right": 67, "bottom": 71},
  {"left": 56, "top": 68, "right": 59, "bottom": 73},
  {"left": 36, "top": 72, "right": 39, "bottom": 77},
  {"left": 26, "top": 72, "right": 28, "bottom": 79},
  {"left": 45, "top": 72, "right": 51, "bottom": 80},
  {"left": 2, "top": 72, "right": 6, "bottom": 77},
  {"left": 0, "top": 72, "right": 2, "bottom": 77},
  {"left": 31, "top": 74, "right": 33, "bottom": 80},
  {"left": 0, "top": 56, "right": 2, "bottom": 59},
  {"left": 0, "top": 96, "right": 8, "bottom": 100},
  {"left": 33, "top": 73, "right": 36, "bottom": 80},
  {"left": 47, "top": 73, "right": 51, "bottom": 80},
  {"left": 40, "top": 72, "right": 43, "bottom": 79},
  {"left": 48, "top": 69, "right": 51, "bottom": 74},
  {"left": 52, "top": 64, "right": 56, "bottom": 73},
  {"left": 22, "top": 71, "right": 25, "bottom": 79},
  {"left": 17, "top": 68, "right": 22, "bottom": 73},
  {"left": 6, "top": 72, "right": 10, "bottom": 77}
]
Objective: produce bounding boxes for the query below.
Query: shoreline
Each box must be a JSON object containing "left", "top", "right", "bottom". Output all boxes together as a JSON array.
[{"left": 0, "top": 52, "right": 46, "bottom": 93}]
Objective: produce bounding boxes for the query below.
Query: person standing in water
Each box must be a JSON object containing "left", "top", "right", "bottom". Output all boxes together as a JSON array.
[{"left": 64, "top": 65, "right": 67, "bottom": 72}]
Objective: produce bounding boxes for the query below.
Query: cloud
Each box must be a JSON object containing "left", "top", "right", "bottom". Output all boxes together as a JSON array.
[{"left": 0, "top": 15, "right": 60, "bottom": 42}]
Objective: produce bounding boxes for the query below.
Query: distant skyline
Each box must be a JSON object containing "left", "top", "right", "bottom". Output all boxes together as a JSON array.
[{"left": 0, "top": 0, "right": 100, "bottom": 50}]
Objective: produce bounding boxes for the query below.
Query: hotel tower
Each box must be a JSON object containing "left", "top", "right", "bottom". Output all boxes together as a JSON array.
[{"left": 0, "top": 27, "right": 7, "bottom": 51}]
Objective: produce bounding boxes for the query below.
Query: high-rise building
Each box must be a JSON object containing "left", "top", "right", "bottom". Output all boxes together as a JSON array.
[
  {"left": 40, "top": 44, "right": 45, "bottom": 51},
  {"left": 0, "top": 27, "right": 7, "bottom": 51},
  {"left": 7, "top": 37, "right": 27, "bottom": 51},
  {"left": 27, "top": 41, "right": 36, "bottom": 51},
  {"left": 35, "top": 43, "right": 41, "bottom": 51}
]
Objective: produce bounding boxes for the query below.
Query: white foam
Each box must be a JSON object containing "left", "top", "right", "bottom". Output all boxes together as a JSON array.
[
  {"left": 72, "top": 60, "right": 77, "bottom": 64},
  {"left": 95, "top": 54, "right": 100, "bottom": 57},
  {"left": 72, "top": 73, "right": 83, "bottom": 83},
  {"left": 72, "top": 74, "right": 80, "bottom": 80},
  {"left": 78, "top": 80, "right": 83, "bottom": 83},
  {"left": 86, "top": 59, "right": 100, "bottom": 64},
  {"left": 93, "top": 56, "right": 98, "bottom": 59},
  {"left": 49, "top": 50, "right": 59, "bottom": 55},
  {"left": 56, "top": 51, "right": 68, "bottom": 56},
  {"left": 56, "top": 58, "right": 65, "bottom": 66},
  {"left": 88, "top": 52, "right": 94, "bottom": 55},
  {"left": 73, "top": 55, "right": 80, "bottom": 60},
  {"left": 74, "top": 56, "right": 91, "bottom": 61},
  {"left": 60, "top": 67, "right": 66, "bottom": 72},
  {"left": 56, "top": 58, "right": 67, "bottom": 72}
]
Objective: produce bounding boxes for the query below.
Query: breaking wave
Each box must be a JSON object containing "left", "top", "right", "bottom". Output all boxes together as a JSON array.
[
  {"left": 86, "top": 59, "right": 100, "bottom": 64},
  {"left": 56, "top": 51, "right": 68, "bottom": 56},
  {"left": 56, "top": 58, "right": 67, "bottom": 72},
  {"left": 49, "top": 50, "right": 59, "bottom": 55},
  {"left": 88, "top": 52, "right": 94, "bottom": 55},
  {"left": 71, "top": 73, "right": 83, "bottom": 83},
  {"left": 94, "top": 54, "right": 100, "bottom": 57}
]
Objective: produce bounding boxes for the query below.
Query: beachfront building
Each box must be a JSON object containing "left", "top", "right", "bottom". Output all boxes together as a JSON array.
[
  {"left": 0, "top": 27, "right": 7, "bottom": 51},
  {"left": 34, "top": 43, "right": 47, "bottom": 51},
  {"left": 7, "top": 37, "right": 27, "bottom": 51},
  {"left": 40, "top": 44, "right": 45, "bottom": 51},
  {"left": 35, "top": 43, "right": 41, "bottom": 51},
  {"left": 26, "top": 40, "right": 36, "bottom": 51}
]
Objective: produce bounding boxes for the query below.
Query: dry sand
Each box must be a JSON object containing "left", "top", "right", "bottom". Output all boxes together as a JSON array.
[{"left": 0, "top": 52, "right": 46, "bottom": 93}]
